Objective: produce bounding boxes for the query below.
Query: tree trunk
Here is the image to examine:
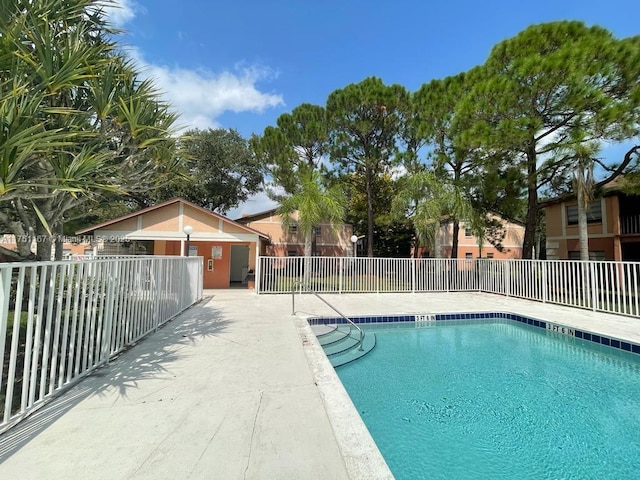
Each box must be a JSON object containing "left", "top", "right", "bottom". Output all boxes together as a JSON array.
[
  {"left": 54, "top": 223, "right": 64, "bottom": 261},
  {"left": 36, "top": 230, "right": 53, "bottom": 261},
  {"left": 451, "top": 165, "right": 462, "bottom": 259},
  {"left": 1, "top": 201, "right": 37, "bottom": 260},
  {"left": 303, "top": 231, "right": 313, "bottom": 258},
  {"left": 303, "top": 231, "right": 313, "bottom": 286},
  {"left": 577, "top": 172, "right": 590, "bottom": 261},
  {"left": 522, "top": 145, "right": 538, "bottom": 259},
  {"left": 366, "top": 166, "right": 374, "bottom": 257},
  {"left": 451, "top": 219, "right": 460, "bottom": 259},
  {"left": 32, "top": 195, "right": 55, "bottom": 261}
]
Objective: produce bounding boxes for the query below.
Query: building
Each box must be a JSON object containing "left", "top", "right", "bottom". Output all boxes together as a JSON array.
[
  {"left": 415, "top": 213, "right": 525, "bottom": 259},
  {"left": 236, "top": 208, "right": 355, "bottom": 257},
  {"left": 76, "top": 198, "right": 268, "bottom": 289},
  {"left": 541, "top": 180, "right": 640, "bottom": 261}
]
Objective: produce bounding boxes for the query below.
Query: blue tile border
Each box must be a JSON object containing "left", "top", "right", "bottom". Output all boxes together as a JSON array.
[{"left": 308, "top": 311, "right": 640, "bottom": 358}]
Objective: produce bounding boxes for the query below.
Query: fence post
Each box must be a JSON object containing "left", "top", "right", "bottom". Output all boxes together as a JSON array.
[
  {"left": 0, "top": 267, "right": 12, "bottom": 406},
  {"left": 541, "top": 261, "right": 547, "bottom": 303},
  {"left": 101, "top": 260, "right": 117, "bottom": 364},
  {"left": 445, "top": 260, "right": 450, "bottom": 292},
  {"left": 152, "top": 258, "right": 161, "bottom": 328},
  {"left": 339, "top": 257, "right": 343, "bottom": 294},
  {"left": 255, "top": 256, "right": 261, "bottom": 294},
  {"left": 411, "top": 258, "right": 416, "bottom": 293},
  {"left": 179, "top": 257, "right": 186, "bottom": 309},
  {"left": 505, "top": 260, "right": 511, "bottom": 297},
  {"left": 590, "top": 261, "right": 597, "bottom": 312}
]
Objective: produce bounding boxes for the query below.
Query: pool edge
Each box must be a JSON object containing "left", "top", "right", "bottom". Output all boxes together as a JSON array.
[{"left": 295, "top": 314, "right": 395, "bottom": 480}]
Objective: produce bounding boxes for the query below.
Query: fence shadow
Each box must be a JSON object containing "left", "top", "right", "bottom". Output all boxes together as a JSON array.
[{"left": 0, "top": 294, "right": 227, "bottom": 462}]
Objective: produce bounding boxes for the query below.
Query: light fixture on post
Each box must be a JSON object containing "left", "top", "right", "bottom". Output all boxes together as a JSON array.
[
  {"left": 183, "top": 225, "right": 193, "bottom": 256},
  {"left": 351, "top": 234, "right": 365, "bottom": 258}
]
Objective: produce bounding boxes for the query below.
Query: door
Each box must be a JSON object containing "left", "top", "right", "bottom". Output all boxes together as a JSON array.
[{"left": 230, "top": 245, "right": 249, "bottom": 283}]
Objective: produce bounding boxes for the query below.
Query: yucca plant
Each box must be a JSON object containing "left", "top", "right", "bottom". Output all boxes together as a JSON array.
[{"left": 0, "top": 0, "right": 181, "bottom": 260}]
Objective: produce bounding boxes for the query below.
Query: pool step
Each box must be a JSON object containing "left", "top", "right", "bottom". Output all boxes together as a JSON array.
[
  {"left": 312, "top": 322, "right": 377, "bottom": 368},
  {"left": 322, "top": 330, "right": 358, "bottom": 355},
  {"left": 311, "top": 324, "right": 338, "bottom": 337},
  {"left": 329, "top": 332, "right": 376, "bottom": 368},
  {"left": 316, "top": 326, "right": 351, "bottom": 346}
]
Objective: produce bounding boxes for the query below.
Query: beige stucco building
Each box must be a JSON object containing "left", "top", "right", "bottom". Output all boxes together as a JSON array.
[
  {"left": 236, "top": 208, "right": 355, "bottom": 257},
  {"left": 77, "top": 198, "right": 267, "bottom": 289},
  {"left": 542, "top": 186, "right": 640, "bottom": 261},
  {"left": 414, "top": 214, "right": 525, "bottom": 259}
]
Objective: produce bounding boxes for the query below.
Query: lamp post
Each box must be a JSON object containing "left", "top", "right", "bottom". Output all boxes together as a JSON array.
[
  {"left": 350, "top": 234, "right": 358, "bottom": 258},
  {"left": 183, "top": 225, "right": 193, "bottom": 256}
]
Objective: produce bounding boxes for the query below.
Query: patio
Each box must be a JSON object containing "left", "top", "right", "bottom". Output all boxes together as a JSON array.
[{"left": 1, "top": 289, "right": 639, "bottom": 479}]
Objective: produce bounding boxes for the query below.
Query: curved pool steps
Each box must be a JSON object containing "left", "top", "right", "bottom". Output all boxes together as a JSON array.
[
  {"left": 311, "top": 323, "right": 338, "bottom": 336},
  {"left": 317, "top": 326, "right": 352, "bottom": 346},
  {"left": 329, "top": 332, "right": 376, "bottom": 368},
  {"left": 311, "top": 323, "right": 377, "bottom": 367}
]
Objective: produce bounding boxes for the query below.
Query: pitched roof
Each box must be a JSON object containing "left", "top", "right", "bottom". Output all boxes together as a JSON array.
[
  {"left": 538, "top": 176, "right": 632, "bottom": 208},
  {"left": 76, "top": 197, "right": 268, "bottom": 238},
  {"left": 234, "top": 207, "right": 278, "bottom": 223}
]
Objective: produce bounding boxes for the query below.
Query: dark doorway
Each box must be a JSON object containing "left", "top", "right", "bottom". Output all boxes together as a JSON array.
[{"left": 622, "top": 242, "right": 640, "bottom": 261}]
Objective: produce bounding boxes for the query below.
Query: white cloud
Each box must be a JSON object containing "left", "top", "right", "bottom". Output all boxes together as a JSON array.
[
  {"left": 227, "top": 191, "right": 279, "bottom": 220},
  {"left": 103, "top": 0, "right": 137, "bottom": 27},
  {"left": 129, "top": 50, "right": 284, "bottom": 131},
  {"left": 101, "top": 4, "right": 284, "bottom": 132}
]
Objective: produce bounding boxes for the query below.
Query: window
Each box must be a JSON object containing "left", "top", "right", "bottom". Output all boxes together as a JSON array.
[
  {"left": 287, "top": 250, "right": 297, "bottom": 257},
  {"left": 566, "top": 201, "right": 602, "bottom": 225},
  {"left": 465, "top": 252, "right": 473, "bottom": 259},
  {"left": 313, "top": 226, "right": 322, "bottom": 236},
  {"left": 568, "top": 251, "right": 606, "bottom": 261},
  {"left": 486, "top": 253, "right": 494, "bottom": 259},
  {"left": 464, "top": 229, "right": 473, "bottom": 237},
  {"left": 288, "top": 224, "right": 298, "bottom": 234},
  {"left": 313, "top": 251, "right": 321, "bottom": 256}
]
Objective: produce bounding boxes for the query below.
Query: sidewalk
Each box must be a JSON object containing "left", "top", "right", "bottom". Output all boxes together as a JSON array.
[{"left": 0, "top": 291, "right": 362, "bottom": 480}]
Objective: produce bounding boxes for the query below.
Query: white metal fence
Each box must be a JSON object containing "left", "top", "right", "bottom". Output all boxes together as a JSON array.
[
  {"left": 0, "top": 255, "right": 203, "bottom": 432},
  {"left": 257, "top": 256, "right": 640, "bottom": 317}
]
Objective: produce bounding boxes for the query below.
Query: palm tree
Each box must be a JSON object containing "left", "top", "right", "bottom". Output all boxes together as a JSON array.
[
  {"left": 277, "top": 168, "right": 345, "bottom": 283},
  {"left": 392, "top": 170, "right": 473, "bottom": 258},
  {"left": 560, "top": 130, "right": 601, "bottom": 262}
]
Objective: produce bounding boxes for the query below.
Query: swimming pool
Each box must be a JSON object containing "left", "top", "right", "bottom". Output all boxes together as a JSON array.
[{"left": 327, "top": 316, "right": 640, "bottom": 479}]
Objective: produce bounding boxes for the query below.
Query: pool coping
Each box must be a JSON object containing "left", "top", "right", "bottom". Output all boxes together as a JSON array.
[
  {"left": 295, "top": 315, "right": 395, "bottom": 480},
  {"left": 308, "top": 311, "right": 640, "bottom": 357}
]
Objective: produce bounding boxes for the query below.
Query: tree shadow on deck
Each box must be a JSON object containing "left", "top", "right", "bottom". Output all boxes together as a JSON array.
[{"left": 0, "top": 294, "right": 230, "bottom": 462}]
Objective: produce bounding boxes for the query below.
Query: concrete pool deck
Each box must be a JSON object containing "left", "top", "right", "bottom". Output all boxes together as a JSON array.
[{"left": 1, "top": 290, "right": 640, "bottom": 479}]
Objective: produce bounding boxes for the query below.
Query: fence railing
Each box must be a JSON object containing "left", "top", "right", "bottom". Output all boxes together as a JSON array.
[
  {"left": 256, "top": 256, "right": 640, "bottom": 318},
  {"left": 0, "top": 255, "right": 203, "bottom": 432}
]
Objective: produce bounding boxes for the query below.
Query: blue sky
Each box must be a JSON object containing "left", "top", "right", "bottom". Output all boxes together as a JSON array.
[{"left": 106, "top": 0, "right": 638, "bottom": 216}]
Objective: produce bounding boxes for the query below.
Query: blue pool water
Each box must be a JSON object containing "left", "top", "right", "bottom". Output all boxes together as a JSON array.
[{"left": 335, "top": 320, "right": 640, "bottom": 480}]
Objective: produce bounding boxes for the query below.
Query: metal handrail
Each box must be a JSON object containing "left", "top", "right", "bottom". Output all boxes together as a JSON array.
[{"left": 292, "top": 281, "right": 363, "bottom": 351}]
